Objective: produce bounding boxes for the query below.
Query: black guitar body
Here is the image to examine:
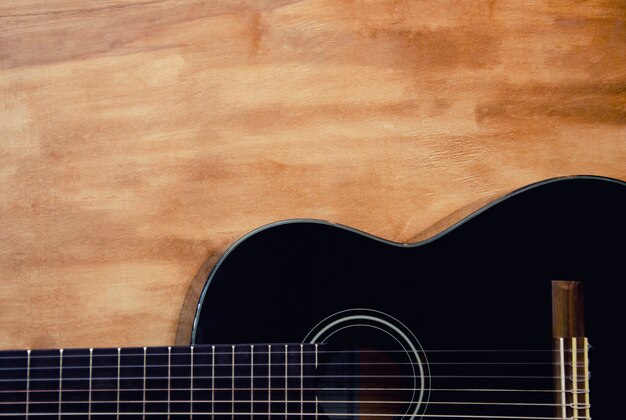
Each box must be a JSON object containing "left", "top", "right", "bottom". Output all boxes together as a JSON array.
[{"left": 192, "top": 176, "right": 625, "bottom": 419}]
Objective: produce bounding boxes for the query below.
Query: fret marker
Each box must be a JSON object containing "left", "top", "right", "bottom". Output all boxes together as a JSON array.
[{"left": 58, "top": 349, "right": 63, "bottom": 420}]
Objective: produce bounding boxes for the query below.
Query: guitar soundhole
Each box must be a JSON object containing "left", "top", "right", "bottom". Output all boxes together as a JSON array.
[
  {"left": 308, "top": 310, "right": 429, "bottom": 420},
  {"left": 317, "top": 345, "right": 416, "bottom": 419}
]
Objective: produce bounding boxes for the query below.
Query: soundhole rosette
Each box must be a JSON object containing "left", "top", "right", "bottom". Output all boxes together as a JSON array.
[{"left": 304, "top": 309, "right": 430, "bottom": 420}]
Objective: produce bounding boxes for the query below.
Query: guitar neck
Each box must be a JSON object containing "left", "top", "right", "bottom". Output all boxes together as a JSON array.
[{"left": 0, "top": 343, "right": 320, "bottom": 416}]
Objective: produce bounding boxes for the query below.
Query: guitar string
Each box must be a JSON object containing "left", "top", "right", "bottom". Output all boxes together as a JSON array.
[
  {"left": 0, "top": 397, "right": 586, "bottom": 410},
  {"left": 0, "top": 385, "right": 584, "bottom": 399},
  {"left": 0, "top": 347, "right": 586, "bottom": 409},
  {"left": 0, "top": 348, "right": 588, "bottom": 361},
  {"left": 0, "top": 398, "right": 567, "bottom": 407},
  {"left": 0, "top": 357, "right": 583, "bottom": 374},
  {"left": 1, "top": 346, "right": 586, "bottom": 404},
  {"left": 0, "top": 360, "right": 576, "bottom": 374},
  {"left": 0, "top": 392, "right": 587, "bottom": 406},
  {"left": 0, "top": 386, "right": 574, "bottom": 394},
  {"left": 0, "top": 389, "right": 585, "bottom": 410},
  {"left": 0, "top": 373, "right": 577, "bottom": 383},
  {"left": 0, "top": 412, "right": 591, "bottom": 419},
  {"left": 0, "top": 352, "right": 580, "bottom": 376}
]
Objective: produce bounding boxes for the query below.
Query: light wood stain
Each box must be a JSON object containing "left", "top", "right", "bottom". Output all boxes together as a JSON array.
[{"left": 0, "top": 0, "right": 624, "bottom": 349}]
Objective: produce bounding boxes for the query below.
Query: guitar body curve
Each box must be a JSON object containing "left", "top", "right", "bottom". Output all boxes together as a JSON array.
[{"left": 192, "top": 175, "right": 625, "bottom": 418}]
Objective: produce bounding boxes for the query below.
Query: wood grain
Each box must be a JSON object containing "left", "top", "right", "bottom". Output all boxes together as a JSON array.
[
  {"left": 552, "top": 280, "right": 587, "bottom": 419},
  {"left": 552, "top": 280, "right": 585, "bottom": 339},
  {"left": 1, "top": 0, "right": 624, "bottom": 349}
]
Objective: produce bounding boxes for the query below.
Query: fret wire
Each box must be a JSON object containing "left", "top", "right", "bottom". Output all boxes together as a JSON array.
[
  {"left": 88, "top": 348, "right": 93, "bottom": 419},
  {"left": 300, "top": 344, "right": 303, "bottom": 420},
  {"left": 231, "top": 345, "right": 234, "bottom": 420},
  {"left": 314, "top": 344, "right": 318, "bottom": 420},
  {"left": 268, "top": 344, "right": 271, "bottom": 420},
  {"left": 26, "top": 349, "right": 31, "bottom": 419},
  {"left": 572, "top": 339, "right": 578, "bottom": 420},
  {"left": 58, "top": 349, "right": 63, "bottom": 420},
  {"left": 116, "top": 348, "right": 120, "bottom": 420},
  {"left": 190, "top": 345, "right": 194, "bottom": 420},
  {"left": 211, "top": 345, "right": 215, "bottom": 420},
  {"left": 167, "top": 346, "right": 171, "bottom": 419},
  {"left": 142, "top": 347, "right": 147, "bottom": 420},
  {"left": 251, "top": 344, "right": 254, "bottom": 417},
  {"left": 559, "top": 338, "right": 566, "bottom": 420},
  {"left": 284, "top": 344, "right": 288, "bottom": 420}
]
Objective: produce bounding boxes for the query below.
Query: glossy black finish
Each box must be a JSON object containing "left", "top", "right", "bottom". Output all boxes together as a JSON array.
[
  {"left": 0, "top": 176, "right": 622, "bottom": 418},
  {"left": 193, "top": 176, "right": 626, "bottom": 418}
]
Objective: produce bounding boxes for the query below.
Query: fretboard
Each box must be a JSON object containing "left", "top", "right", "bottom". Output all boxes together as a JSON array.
[{"left": 0, "top": 343, "right": 319, "bottom": 418}]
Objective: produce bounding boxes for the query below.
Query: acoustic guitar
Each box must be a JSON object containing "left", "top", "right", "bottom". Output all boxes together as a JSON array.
[{"left": 1, "top": 175, "right": 624, "bottom": 419}]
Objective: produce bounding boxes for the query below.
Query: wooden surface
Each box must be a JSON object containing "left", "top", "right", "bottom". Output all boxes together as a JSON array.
[
  {"left": 0, "top": 0, "right": 624, "bottom": 350},
  {"left": 552, "top": 281, "right": 585, "bottom": 338}
]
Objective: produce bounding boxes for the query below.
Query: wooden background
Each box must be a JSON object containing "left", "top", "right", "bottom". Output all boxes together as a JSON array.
[{"left": 1, "top": 0, "right": 624, "bottom": 350}]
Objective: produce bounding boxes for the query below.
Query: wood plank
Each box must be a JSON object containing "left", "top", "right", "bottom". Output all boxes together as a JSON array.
[{"left": 1, "top": 0, "right": 624, "bottom": 349}]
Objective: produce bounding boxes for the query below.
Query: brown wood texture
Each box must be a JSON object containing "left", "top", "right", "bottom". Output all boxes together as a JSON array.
[
  {"left": 1, "top": 0, "right": 625, "bottom": 350},
  {"left": 552, "top": 281, "right": 587, "bottom": 418},
  {"left": 552, "top": 280, "right": 585, "bottom": 338}
]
